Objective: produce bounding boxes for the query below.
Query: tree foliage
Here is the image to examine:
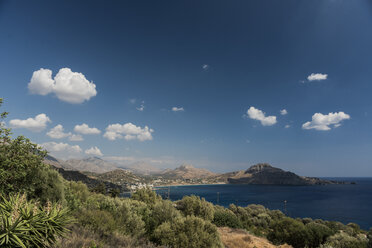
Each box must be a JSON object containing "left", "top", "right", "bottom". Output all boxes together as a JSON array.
[
  {"left": 153, "top": 215, "right": 223, "bottom": 248},
  {"left": 176, "top": 195, "right": 215, "bottom": 221},
  {"left": 131, "top": 187, "right": 162, "bottom": 206},
  {"left": 0, "top": 98, "right": 65, "bottom": 203},
  {"left": 213, "top": 206, "right": 241, "bottom": 228}
]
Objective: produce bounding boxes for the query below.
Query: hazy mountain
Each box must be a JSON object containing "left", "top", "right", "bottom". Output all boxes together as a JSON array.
[
  {"left": 117, "top": 161, "right": 163, "bottom": 175},
  {"left": 226, "top": 163, "right": 344, "bottom": 185},
  {"left": 56, "top": 167, "right": 121, "bottom": 191},
  {"left": 159, "top": 164, "right": 217, "bottom": 179},
  {"left": 63, "top": 157, "right": 119, "bottom": 174},
  {"left": 94, "top": 169, "right": 146, "bottom": 185},
  {"left": 44, "top": 155, "right": 75, "bottom": 170},
  {"left": 43, "top": 155, "right": 121, "bottom": 190}
]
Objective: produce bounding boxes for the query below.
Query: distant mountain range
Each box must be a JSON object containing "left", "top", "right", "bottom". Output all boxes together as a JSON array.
[
  {"left": 44, "top": 156, "right": 347, "bottom": 186},
  {"left": 116, "top": 161, "right": 163, "bottom": 175},
  {"left": 158, "top": 164, "right": 217, "bottom": 179},
  {"left": 44, "top": 155, "right": 160, "bottom": 175},
  {"left": 64, "top": 157, "right": 118, "bottom": 174}
]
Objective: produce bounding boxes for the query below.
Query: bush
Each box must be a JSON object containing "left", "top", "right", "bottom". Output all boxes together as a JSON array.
[
  {"left": 116, "top": 200, "right": 147, "bottom": 237},
  {"left": 148, "top": 200, "right": 181, "bottom": 234},
  {"left": 268, "top": 217, "right": 310, "bottom": 248},
  {"left": 131, "top": 188, "right": 162, "bottom": 206},
  {"left": 0, "top": 193, "right": 73, "bottom": 248},
  {"left": 31, "top": 165, "right": 65, "bottom": 204},
  {"left": 367, "top": 228, "right": 372, "bottom": 248},
  {"left": 324, "top": 232, "right": 368, "bottom": 248},
  {"left": 176, "top": 195, "right": 215, "bottom": 221},
  {"left": 65, "top": 181, "right": 91, "bottom": 210},
  {"left": 213, "top": 206, "right": 241, "bottom": 228},
  {"left": 153, "top": 215, "right": 223, "bottom": 248},
  {"left": 78, "top": 209, "right": 118, "bottom": 235},
  {"left": 305, "top": 222, "right": 334, "bottom": 248}
]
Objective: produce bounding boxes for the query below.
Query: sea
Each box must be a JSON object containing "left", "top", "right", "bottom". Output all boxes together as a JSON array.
[{"left": 155, "top": 178, "right": 372, "bottom": 230}]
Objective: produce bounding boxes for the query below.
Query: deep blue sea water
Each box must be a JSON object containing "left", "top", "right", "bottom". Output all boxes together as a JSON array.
[{"left": 155, "top": 178, "right": 372, "bottom": 230}]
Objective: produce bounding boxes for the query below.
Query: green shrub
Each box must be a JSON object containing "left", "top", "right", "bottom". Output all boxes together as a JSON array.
[
  {"left": 148, "top": 200, "right": 181, "bottom": 234},
  {"left": 268, "top": 217, "right": 310, "bottom": 248},
  {"left": 176, "top": 195, "right": 215, "bottom": 221},
  {"left": 31, "top": 165, "right": 65, "bottom": 204},
  {"left": 213, "top": 206, "right": 241, "bottom": 228},
  {"left": 77, "top": 209, "right": 118, "bottom": 236},
  {"left": 324, "top": 232, "right": 368, "bottom": 248},
  {"left": 65, "top": 181, "right": 91, "bottom": 210},
  {"left": 305, "top": 222, "right": 334, "bottom": 248},
  {"left": 367, "top": 228, "right": 372, "bottom": 248},
  {"left": 131, "top": 188, "right": 162, "bottom": 206},
  {"left": 116, "top": 200, "right": 147, "bottom": 237},
  {"left": 0, "top": 193, "right": 73, "bottom": 248},
  {"left": 153, "top": 215, "right": 223, "bottom": 248}
]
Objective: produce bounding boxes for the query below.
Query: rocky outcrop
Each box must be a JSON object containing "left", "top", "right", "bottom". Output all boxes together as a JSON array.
[{"left": 227, "top": 163, "right": 344, "bottom": 185}]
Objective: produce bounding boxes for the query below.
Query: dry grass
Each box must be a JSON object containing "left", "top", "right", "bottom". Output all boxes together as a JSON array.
[
  {"left": 218, "top": 227, "right": 292, "bottom": 248},
  {"left": 54, "top": 224, "right": 161, "bottom": 248}
]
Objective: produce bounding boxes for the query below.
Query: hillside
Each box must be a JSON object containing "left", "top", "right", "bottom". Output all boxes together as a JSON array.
[
  {"left": 44, "top": 155, "right": 123, "bottom": 190},
  {"left": 117, "top": 161, "right": 163, "bottom": 175},
  {"left": 159, "top": 164, "right": 217, "bottom": 179},
  {"left": 55, "top": 167, "right": 121, "bottom": 191},
  {"left": 227, "top": 163, "right": 344, "bottom": 185},
  {"left": 64, "top": 157, "right": 119, "bottom": 174},
  {"left": 91, "top": 169, "right": 149, "bottom": 185},
  {"left": 44, "top": 155, "right": 75, "bottom": 170}
]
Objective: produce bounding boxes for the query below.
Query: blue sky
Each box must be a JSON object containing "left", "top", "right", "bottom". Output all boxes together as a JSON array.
[{"left": 1, "top": 0, "right": 372, "bottom": 176}]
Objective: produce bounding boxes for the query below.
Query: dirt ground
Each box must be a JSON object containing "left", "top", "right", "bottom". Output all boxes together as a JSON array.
[{"left": 218, "top": 227, "right": 292, "bottom": 248}]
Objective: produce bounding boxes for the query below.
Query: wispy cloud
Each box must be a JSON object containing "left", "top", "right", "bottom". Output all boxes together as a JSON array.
[
  {"left": 280, "top": 109, "right": 288, "bottom": 115},
  {"left": 136, "top": 101, "right": 145, "bottom": 111},
  {"left": 172, "top": 107, "right": 184, "bottom": 112},
  {"left": 307, "top": 73, "right": 328, "bottom": 81}
]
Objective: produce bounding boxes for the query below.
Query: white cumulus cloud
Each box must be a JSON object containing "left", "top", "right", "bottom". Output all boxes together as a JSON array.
[
  {"left": 9, "top": 114, "right": 51, "bottom": 132},
  {"left": 28, "top": 68, "right": 55, "bottom": 95},
  {"left": 69, "top": 134, "right": 84, "bottom": 141},
  {"left": 280, "top": 109, "right": 288, "bottom": 115},
  {"left": 172, "top": 107, "right": 184, "bottom": 112},
  {"left": 41, "top": 142, "right": 82, "bottom": 153},
  {"left": 302, "top": 112, "right": 350, "bottom": 131},
  {"left": 307, "top": 73, "right": 328, "bottom": 81},
  {"left": 47, "top": 124, "right": 71, "bottom": 139},
  {"left": 74, "top": 123, "right": 101, "bottom": 135},
  {"left": 85, "top": 146, "right": 103, "bottom": 156},
  {"left": 202, "top": 64, "right": 209, "bottom": 70},
  {"left": 28, "top": 68, "right": 97, "bottom": 104},
  {"left": 103, "top": 123, "right": 154, "bottom": 141},
  {"left": 246, "top": 107, "right": 277, "bottom": 126}
]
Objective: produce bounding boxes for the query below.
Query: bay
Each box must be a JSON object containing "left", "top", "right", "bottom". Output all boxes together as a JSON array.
[{"left": 155, "top": 177, "right": 372, "bottom": 230}]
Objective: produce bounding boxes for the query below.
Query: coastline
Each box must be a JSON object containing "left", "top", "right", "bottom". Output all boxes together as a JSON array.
[{"left": 154, "top": 182, "right": 226, "bottom": 188}]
